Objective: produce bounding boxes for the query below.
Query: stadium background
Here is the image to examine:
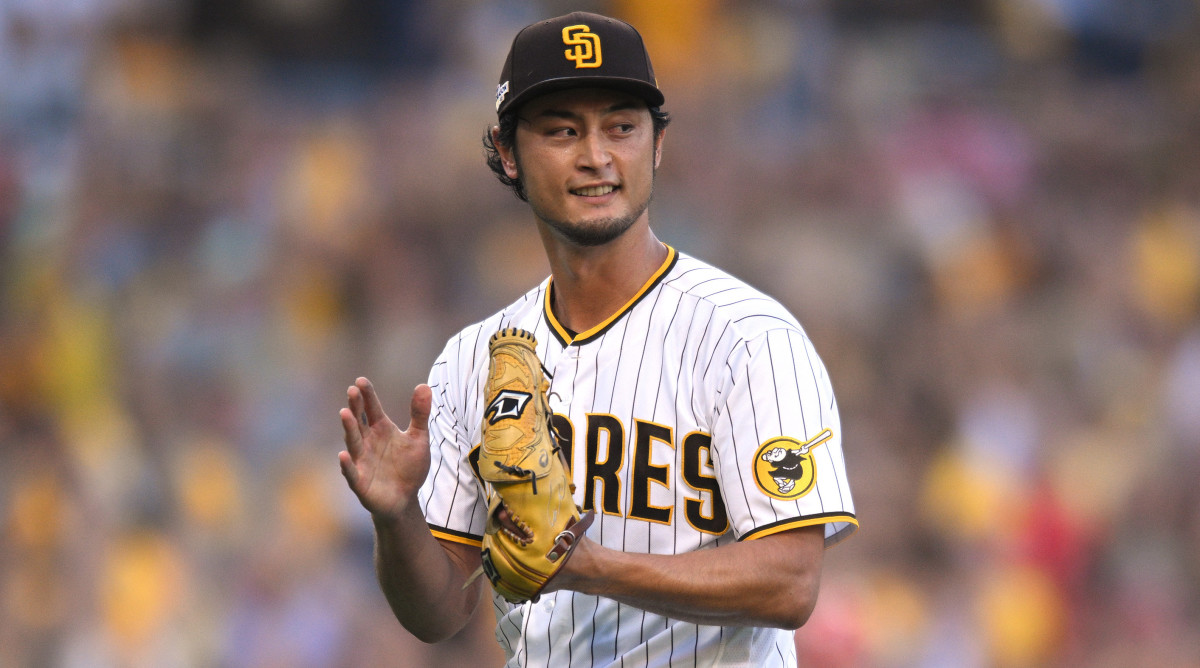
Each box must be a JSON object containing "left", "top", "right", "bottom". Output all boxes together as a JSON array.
[{"left": 2, "top": 0, "right": 1198, "bottom": 666}]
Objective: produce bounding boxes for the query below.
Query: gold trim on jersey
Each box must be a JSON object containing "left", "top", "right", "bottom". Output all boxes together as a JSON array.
[
  {"left": 544, "top": 245, "right": 678, "bottom": 346},
  {"left": 740, "top": 513, "right": 859, "bottom": 544},
  {"left": 430, "top": 526, "right": 484, "bottom": 548}
]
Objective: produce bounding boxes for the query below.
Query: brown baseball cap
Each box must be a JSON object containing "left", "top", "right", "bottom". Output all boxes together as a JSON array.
[{"left": 495, "top": 12, "right": 665, "bottom": 117}]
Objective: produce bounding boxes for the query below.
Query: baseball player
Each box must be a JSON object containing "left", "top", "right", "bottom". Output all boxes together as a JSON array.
[{"left": 338, "top": 11, "right": 857, "bottom": 667}]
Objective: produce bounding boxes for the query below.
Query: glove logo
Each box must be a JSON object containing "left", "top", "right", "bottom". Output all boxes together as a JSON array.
[
  {"left": 562, "top": 25, "right": 602, "bottom": 69},
  {"left": 753, "top": 429, "right": 833, "bottom": 500},
  {"left": 485, "top": 390, "right": 533, "bottom": 424},
  {"left": 480, "top": 548, "right": 503, "bottom": 586}
]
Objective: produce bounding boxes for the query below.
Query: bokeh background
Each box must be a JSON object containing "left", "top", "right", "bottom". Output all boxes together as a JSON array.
[{"left": 3, "top": 0, "right": 1199, "bottom": 666}]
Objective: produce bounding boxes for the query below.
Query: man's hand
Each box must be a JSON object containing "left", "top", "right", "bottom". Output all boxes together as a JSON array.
[
  {"left": 338, "top": 379, "right": 483, "bottom": 642},
  {"left": 338, "top": 378, "right": 433, "bottom": 523}
]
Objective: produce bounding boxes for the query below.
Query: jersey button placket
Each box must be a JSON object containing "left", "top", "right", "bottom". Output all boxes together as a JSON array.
[{"left": 551, "top": 345, "right": 577, "bottom": 406}]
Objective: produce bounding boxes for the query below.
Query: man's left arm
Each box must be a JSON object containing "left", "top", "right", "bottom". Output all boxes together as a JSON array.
[
  {"left": 546, "top": 524, "right": 824, "bottom": 629},
  {"left": 546, "top": 326, "right": 851, "bottom": 628},
  {"left": 547, "top": 326, "right": 851, "bottom": 628}
]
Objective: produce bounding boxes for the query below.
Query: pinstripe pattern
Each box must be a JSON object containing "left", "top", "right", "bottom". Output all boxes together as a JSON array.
[{"left": 418, "top": 248, "right": 856, "bottom": 667}]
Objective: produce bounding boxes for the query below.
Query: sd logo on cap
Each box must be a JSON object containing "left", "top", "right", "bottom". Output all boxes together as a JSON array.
[{"left": 494, "top": 11, "right": 664, "bottom": 118}]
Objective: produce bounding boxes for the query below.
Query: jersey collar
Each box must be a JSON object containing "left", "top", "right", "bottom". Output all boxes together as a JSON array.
[{"left": 544, "top": 245, "right": 678, "bottom": 347}]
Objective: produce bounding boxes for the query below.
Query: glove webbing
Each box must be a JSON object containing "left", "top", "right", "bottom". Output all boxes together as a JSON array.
[{"left": 493, "top": 461, "right": 537, "bottom": 495}]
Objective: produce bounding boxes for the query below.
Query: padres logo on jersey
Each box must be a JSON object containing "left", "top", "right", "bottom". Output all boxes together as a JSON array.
[
  {"left": 562, "top": 25, "right": 602, "bottom": 68},
  {"left": 753, "top": 428, "right": 833, "bottom": 500}
]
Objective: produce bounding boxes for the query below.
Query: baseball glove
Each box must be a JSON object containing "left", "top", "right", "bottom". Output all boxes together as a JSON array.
[{"left": 477, "top": 328, "right": 594, "bottom": 603}]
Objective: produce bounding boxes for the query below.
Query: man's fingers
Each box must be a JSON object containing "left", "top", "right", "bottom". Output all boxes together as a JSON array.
[
  {"left": 337, "top": 450, "right": 360, "bottom": 489},
  {"left": 356, "top": 377, "right": 388, "bottom": 425},
  {"left": 408, "top": 384, "right": 433, "bottom": 434},
  {"left": 346, "top": 384, "right": 366, "bottom": 428},
  {"left": 340, "top": 407, "right": 364, "bottom": 455}
]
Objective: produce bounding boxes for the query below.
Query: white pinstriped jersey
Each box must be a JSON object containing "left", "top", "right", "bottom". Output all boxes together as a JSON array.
[{"left": 418, "top": 246, "right": 857, "bottom": 667}]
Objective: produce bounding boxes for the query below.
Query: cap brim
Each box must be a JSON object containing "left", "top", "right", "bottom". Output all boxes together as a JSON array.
[{"left": 500, "top": 76, "right": 665, "bottom": 116}]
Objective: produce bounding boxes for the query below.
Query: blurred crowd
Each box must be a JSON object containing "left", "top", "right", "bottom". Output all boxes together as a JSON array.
[{"left": 2, "top": 1, "right": 1198, "bottom": 666}]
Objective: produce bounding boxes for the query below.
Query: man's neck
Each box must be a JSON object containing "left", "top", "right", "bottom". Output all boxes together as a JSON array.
[{"left": 541, "top": 225, "right": 668, "bottom": 337}]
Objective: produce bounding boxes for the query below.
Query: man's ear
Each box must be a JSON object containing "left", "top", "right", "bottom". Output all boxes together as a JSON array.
[
  {"left": 653, "top": 128, "right": 666, "bottom": 169},
  {"left": 492, "top": 126, "right": 519, "bottom": 179}
]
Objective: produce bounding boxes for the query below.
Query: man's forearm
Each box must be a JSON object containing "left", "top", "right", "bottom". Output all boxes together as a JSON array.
[
  {"left": 373, "top": 503, "right": 483, "bottom": 643},
  {"left": 551, "top": 525, "right": 825, "bottom": 629}
]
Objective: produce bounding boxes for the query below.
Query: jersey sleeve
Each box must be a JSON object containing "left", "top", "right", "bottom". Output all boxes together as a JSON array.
[
  {"left": 418, "top": 342, "right": 488, "bottom": 547},
  {"left": 710, "top": 327, "right": 857, "bottom": 547}
]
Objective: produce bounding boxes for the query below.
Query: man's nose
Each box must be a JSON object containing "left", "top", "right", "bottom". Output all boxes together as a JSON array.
[{"left": 576, "top": 132, "right": 612, "bottom": 170}]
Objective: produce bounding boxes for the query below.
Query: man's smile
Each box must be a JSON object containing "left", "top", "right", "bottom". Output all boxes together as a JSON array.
[{"left": 571, "top": 185, "right": 618, "bottom": 197}]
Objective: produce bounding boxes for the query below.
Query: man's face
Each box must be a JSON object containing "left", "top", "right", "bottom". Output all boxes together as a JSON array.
[{"left": 503, "top": 87, "right": 662, "bottom": 247}]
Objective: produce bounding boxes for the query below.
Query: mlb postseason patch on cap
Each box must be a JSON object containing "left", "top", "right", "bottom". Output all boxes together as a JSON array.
[
  {"left": 496, "top": 81, "right": 510, "bottom": 111},
  {"left": 495, "top": 11, "right": 664, "bottom": 117}
]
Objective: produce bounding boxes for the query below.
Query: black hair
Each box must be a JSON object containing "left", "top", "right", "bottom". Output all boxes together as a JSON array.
[{"left": 483, "top": 106, "right": 671, "bottom": 202}]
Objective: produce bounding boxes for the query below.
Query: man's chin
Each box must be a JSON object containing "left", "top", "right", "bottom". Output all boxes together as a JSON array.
[{"left": 544, "top": 215, "right": 640, "bottom": 247}]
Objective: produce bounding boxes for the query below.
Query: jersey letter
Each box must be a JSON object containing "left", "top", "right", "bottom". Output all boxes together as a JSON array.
[
  {"left": 682, "top": 432, "right": 729, "bottom": 535},
  {"left": 630, "top": 420, "right": 674, "bottom": 525},
  {"left": 584, "top": 414, "right": 624, "bottom": 515}
]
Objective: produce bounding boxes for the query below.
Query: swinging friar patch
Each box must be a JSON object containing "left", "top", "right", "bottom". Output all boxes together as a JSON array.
[{"left": 753, "top": 428, "right": 833, "bottom": 500}]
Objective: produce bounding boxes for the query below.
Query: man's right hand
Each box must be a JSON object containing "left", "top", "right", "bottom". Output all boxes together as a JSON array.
[
  {"left": 338, "top": 379, "right": 484, "bottom": 642},
  {"left": 338, "top": 378, "right": 433, "bottom": 523}
]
